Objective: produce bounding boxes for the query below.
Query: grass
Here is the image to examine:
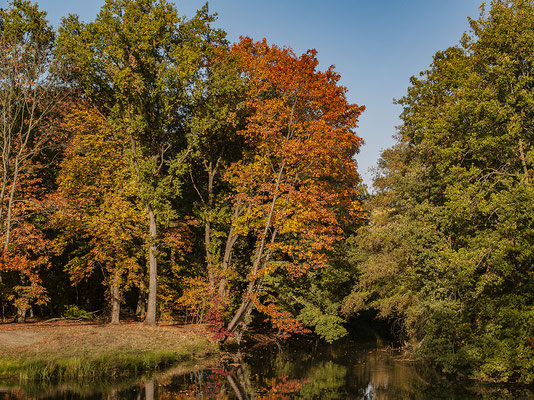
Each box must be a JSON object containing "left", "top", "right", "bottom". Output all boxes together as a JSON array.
[{"left": 0, "top": 322, "right": 218, "bottom": 383}]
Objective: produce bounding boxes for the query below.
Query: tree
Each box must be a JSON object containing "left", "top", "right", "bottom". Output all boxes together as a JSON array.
[
  {"left": 0, "top": 0, "right": 64, "bottom": 322},
  {"left": 346, "top": 0, "right": 534, "bottom": 383},
  {"left": 217, "top": 38, "right": 365, "bottom": 340},
  {"left": 57, "top": 0, "right": 225, "bottom": 325},
  {"left": 54, "top": 105, "right": 145, "bottom": 324}
]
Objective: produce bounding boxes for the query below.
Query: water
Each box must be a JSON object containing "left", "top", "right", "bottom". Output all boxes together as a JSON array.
[{"left": 2, "top": 337, "right": 532, "bottom": 399}]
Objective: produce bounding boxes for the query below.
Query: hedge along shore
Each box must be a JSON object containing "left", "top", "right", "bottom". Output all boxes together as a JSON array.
[{"left": 0, "top": 322, "right": 219, "bottom": 382}]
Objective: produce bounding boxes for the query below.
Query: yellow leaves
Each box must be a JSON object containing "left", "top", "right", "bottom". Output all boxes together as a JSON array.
[
  {"left": 176, "top": 277, "right": 212, "bottom": 318},
  {"left": 56, "top": 104, "right": 146, "bottom": 288}
]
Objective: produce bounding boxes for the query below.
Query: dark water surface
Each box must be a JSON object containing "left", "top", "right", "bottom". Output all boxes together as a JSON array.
[{"left": 2, "top": 337, "right": 532, "bottom": 399}]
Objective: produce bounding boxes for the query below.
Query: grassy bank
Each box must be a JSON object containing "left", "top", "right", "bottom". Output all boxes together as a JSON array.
[{"left": 0, "top": 322, "right": 218, "bottom": 382}]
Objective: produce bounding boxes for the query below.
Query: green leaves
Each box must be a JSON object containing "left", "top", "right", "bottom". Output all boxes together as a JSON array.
[{"left": 349, "top": 0, "right": 534, "bottom": 384}]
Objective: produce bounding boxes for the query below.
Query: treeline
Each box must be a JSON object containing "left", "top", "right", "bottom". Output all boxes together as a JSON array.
[
  {"left": 1, "top": 0, "right": 533, "bottom": 385},
  {"left": 0, "top": 0, "right": 364, "bottom": 343},
  {"left": 344, "top": 0, "right": 534, "bottom": 384}
]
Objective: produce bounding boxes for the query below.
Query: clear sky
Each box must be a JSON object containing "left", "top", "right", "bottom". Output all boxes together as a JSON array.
[{"left": 7, "top": 0, "right": 483, "bottom": 186}]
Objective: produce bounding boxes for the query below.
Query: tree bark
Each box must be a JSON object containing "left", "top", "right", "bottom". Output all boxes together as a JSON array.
[
  {"left": 205, "top": 160, "right": 217, "bottom": 289},
  {"left": 110, "top": 279, "right": 120, "bottom": 325},
  {"left": 15, "top": 306, "right": 27, "bottom": 323},
  {"left": 226, "top": 158, "right": 285, "bottom": 336},
  {"left": 145, "top": 205, "right": 158, "bottom": 325},
  {"left": 218, "top": 201, "right": 243, "bottom": 297},
  {"left": 136, "top": 284, "right": 146, "bottom": 319},
  {"left": 4, "top": 155, "right": 20, "bottom": 250}
]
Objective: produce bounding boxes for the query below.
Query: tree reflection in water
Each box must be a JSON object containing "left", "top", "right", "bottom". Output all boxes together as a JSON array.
[
  {"left": 150, "top": 340, "right": 533, "bottom": 399},
  {"left": 3, "top": 339, "right": 533, "bottom": 399}
]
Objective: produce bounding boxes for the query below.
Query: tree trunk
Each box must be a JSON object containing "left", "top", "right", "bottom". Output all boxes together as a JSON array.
[
  {"left": 15, "top": 306, "right": 27, "bottom": 323},
  {"left": 136, "top": 285, "right": 146, "bottom": 319},
  {"left": 226, "top": 160, "right": 285, "bottom": 336},
  {"left": 226, "top": 297, "right": 254, "bottom": 342},
  {"left": 145, "top": 205, "right": 158, "bottom": 325},
  {"left": 205, "top": 161, "right": 217, "bottom": 288},
  {"left": 218, "top": 201, "right": 243, "bottom": 298},
  {"left": 4, "top": 156, "right": 20, "bottom": 250},
  {"left": 110, "top": 280, "right": 121, "bottom": 325}
]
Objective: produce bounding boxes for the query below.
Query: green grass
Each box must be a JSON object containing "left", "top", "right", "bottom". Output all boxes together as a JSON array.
[
  {"left": 0, "top": 323, "right": 219, "bottom": 383},
  {"left": 14, "top": 350, "right": 190, "bottom": 381}
]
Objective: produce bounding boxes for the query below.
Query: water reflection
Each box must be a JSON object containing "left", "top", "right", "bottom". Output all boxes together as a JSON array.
[{"left": 2, "top": 339, "right": 532, "bottom": 399}]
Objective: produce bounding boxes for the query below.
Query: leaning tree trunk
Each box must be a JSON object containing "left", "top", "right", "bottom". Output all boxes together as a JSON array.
[
  {"left": 145, "top": 205, "right": 158, "bottom": 325},
  {"left": 225, "top": 159, "right": 286, "bottom": 338}
]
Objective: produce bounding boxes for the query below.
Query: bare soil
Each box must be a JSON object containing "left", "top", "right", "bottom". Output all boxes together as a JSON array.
[{"left": 0, "top": 321, "right": 216, "bottom": 360}]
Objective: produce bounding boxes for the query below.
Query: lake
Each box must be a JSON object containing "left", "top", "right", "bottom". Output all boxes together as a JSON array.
[{"left": 2, "top": 336, "right": 532, "bottom": 399}]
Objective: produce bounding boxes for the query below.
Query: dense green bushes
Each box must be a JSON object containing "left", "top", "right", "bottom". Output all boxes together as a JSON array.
[{"left": 345, "top": 0, "right": 534, "bottom": 384}]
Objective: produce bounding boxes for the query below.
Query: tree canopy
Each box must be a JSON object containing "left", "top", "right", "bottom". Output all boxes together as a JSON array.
[
  {"left": 345, "top": 0, "right": 534, "bottom": 384},
  {"left": 1, "top": 0, "right": 533, "bottom": 386}
]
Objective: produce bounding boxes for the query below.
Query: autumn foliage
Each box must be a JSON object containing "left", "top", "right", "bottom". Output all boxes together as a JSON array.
[
  {"left": 219, "top": 38, "right": 365, "bottom": 338},
  {"left": 0, "top": 0, "right": 364, "bottom": 343}
]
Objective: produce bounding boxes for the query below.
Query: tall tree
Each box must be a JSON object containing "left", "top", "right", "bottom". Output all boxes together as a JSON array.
[
  {"left": 217, "top": 38, "right": 365, "bottom": 340},
  {"left": 346, "top": 0, "right": 534, "bottom": 383},
  {"left": 53, "top": 105, "right": 145, "bottom": 324},
  {"left": 57, "top": 0, "right": 225, "bottom": 325},
  {"left": 0, "top": 0, "right": 64, "bottom": 322}
]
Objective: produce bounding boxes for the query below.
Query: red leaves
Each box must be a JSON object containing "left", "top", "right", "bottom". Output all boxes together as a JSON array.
[
  {"left": 0, "top": 222, "right": 50, "bottom": 310},
  {"left": 230, "top": 37, "right": 365, "bottom": 274},
  {"left": 252, "top": 294, "right": 311, "bottom": 338},
  {"left": 222, "top": 38, "right": 366, "bottom": 336}
]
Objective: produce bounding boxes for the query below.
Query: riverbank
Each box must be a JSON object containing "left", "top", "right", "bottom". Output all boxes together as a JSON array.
[{"left": 0, "top": 322, "right": 218, "bottom": 382}]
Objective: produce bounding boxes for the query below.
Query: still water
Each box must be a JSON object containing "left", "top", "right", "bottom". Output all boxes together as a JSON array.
[{"left": 2, "top": 337, "right": 532, "bottom": 399}]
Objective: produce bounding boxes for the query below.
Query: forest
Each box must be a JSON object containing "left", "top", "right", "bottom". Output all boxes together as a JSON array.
[{"left": 0, "top": 0, "right": 533, "bottom": 386}]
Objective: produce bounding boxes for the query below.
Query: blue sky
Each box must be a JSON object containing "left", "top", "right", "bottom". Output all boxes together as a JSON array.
[{"left": 11, "top": 0, "right": 483, "bottom": 186}]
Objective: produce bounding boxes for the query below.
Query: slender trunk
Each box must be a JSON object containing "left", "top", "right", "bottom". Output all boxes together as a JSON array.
[
  {"left": 145, "top": 205, "right": 158, "bottom": 325},
  {"left": 4, "top": 156, "right": 19, "bottom": 250},
  {"left": 136, "top": 284, "right": 146, "bottom": 319},
  {"left": 129, "top": 132, "right": 158, "bottom": 326},
  {"left": 205, "top": 161, "right": 216, "bottom": 289},
  {"left": 226, "top": 297, "right": 254, "bottom": 341},
  {"left": 0, "top": 152, "right": 9, "bottom": 225},
  {"left": 226, "top": 160, "right": 285, "bottom": 335},
  {"left": 225, "top": 228, "right": 278, "bottom": 335},
  {"left": 205, "top": 218, "right": 213, "bottom": 285},
  {"left": 218, "top": 201, "right": 243, "bottom": 297},
  {"left": 110, "top": 279, "right": 120, "bottom": 325},
  {"left": 14, "top": 272, "right": 29, "bottom": 323},
  {"left": 519, "top": 138, "right": 529, "bottom": 182}
]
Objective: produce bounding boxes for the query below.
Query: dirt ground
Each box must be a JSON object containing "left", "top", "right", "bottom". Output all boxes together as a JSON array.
[
  {"left": 0, "top": 321, "right": 215, "bottom": 359},
  {"left": 0, "top": 330, "right": 45, "bottom": 349}
]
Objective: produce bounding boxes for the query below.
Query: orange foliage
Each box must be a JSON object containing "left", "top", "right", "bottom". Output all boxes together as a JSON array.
[
  {"left": 0, "top": 223, "right": 50, "bottom": 311},
  {"left": 251, "top": 294, "right": 311, "bottom": 338},
  {"left": 223, "top": 38, "right": 365, "bottom": 334}
]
